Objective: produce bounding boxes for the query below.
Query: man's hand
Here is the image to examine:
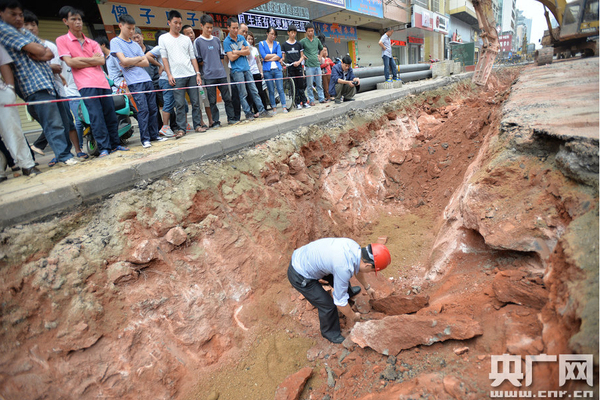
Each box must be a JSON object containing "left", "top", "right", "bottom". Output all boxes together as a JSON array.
[
  {"left": 366, "top": 287, "right": 375, "bottom": 298},
  {"left": 196, "top": 74, "right": 202, "bottom": 86},
  {"left": 293, "top": 61, "right": 300, "bottom": 67},
  {"left": 168, "top": 73, "right": 176, "bottom": 87}
]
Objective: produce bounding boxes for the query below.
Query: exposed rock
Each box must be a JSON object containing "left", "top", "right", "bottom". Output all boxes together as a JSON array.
[
  {"left": 369, "top": 294, "right": 429, "bottom": 315},
  {"left": 492, "top": 270, "right": 548, "bottom": 309},
  {"left": 443, "top": 375, "right": 470, "bottom": 399},
  {"left": 56, "top": 322, "right": 103, "bottom": 353},
  {"left": 388, "top": 150, "right": 406, "bottom": 165},
  {"left": 107, "top": 261, "right": 139, "bottom": 285},
  {"left": 349, "top": 315, "right": 483, "bottom": 356},
  {"left": 165, "top": 226, "right": 187, "bottom": 246},
  {"left": 126, "top": 239, "right": 160, "bottom": 264},
  {"left": 274, "top": 367, "right": 313, "bottom": 400},
  {"left": 384, "top": 164, "right": 403, "bottom": 183},
  {"left": 453, "top": 347, "right": 469, "bottom": 355}
]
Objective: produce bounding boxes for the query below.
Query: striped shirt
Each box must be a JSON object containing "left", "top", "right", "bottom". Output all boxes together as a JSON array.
[{"left": 0, "top": 20, "right": 55, "bottom": 99}]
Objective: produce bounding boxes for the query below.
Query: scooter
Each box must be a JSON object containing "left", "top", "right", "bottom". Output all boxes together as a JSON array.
[{"left": 78, "top": 90, "right": 134, "bottom": 157}]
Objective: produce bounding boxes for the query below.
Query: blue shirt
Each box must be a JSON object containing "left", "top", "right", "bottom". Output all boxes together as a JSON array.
[
  {"left": 109, "top": 37, "right": 151, "bottom": 85},
  {"left": 329, "top": 63, "right": 356, "bottom": 97},
  {"left": 223, "top": 34, "right": 250, "bottom": 73},
  {"left": 0, "top": 20, "right": 55, "bottom": 99},
  {"left": 291, "top": 238, "right": 361, "bottom": 307}
]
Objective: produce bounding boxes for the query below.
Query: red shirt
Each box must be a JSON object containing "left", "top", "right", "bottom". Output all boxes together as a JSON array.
[{"left": 56, "top": 31, "right": 109, "bottom": 90}]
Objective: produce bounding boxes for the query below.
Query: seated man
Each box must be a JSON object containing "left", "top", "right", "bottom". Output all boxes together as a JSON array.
[{"left": 329, "top": 55, "right": 360, "bottom": 104}]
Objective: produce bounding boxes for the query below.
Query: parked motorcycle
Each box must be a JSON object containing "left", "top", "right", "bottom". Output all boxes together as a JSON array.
[{"left": 78, "top": 93, "right": 134, "bottom": 157}]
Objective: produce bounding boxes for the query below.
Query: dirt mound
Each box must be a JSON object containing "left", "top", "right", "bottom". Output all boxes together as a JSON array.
[{"left": 1, "top": 68, "right": 596, "bottom": 400}]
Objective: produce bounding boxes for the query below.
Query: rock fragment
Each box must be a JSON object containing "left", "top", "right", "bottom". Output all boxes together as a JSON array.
[
  {"left": 349, "top": 315, "right": 483, "bottom": 356},
  {"left": 492, "top": 270, "right": 548, "bottom": 309},
  {"left": 165, "top": 226, "right": 187, "bottom": 246},
  {"left": 369, "top": 294, "right": 429, "bottom": 315},
  {"left": 274, "top": 367, "right": 313, "bottom": 400}
]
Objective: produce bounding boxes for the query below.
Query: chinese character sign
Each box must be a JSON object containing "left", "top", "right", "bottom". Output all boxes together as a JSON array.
[
  {"left": 346, "top": 0, "right": 383, "bottom": 18},
  {"left": 238, "top": 12, "right": 307, "bottom": 32},
  {"left": 308, "top": 0, "right": 346, "bottom": 9},
  {"left": 314, "top": 22, "right": 357, "bottom": 42}
]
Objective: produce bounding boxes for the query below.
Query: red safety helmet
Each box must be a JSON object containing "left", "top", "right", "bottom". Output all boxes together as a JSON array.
[{"left": 371, "top": 243, "right": 391, "bottom": 275}]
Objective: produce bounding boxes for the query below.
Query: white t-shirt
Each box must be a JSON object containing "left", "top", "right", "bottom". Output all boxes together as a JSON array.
[
  {"left": 248, "top": 46, "right": 260, "bottom": 75},
  {"left": 0, "top": 44, "right": 13, "bottom": 91},
  {"left": 44, "top": 40, "right": 66, "bottom": 97},
  {"left": 62, "top": 63, "right": 80, "bottom": 97},
  {"left": 158, "top": 32, "right": 196, "bottom": 79}
]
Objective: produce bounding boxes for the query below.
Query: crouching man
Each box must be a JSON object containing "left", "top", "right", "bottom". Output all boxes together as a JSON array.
[
  {"left": 329, "top": 55, "right": 360, "bottom": 104},
  {"left": 288, "top": 237, "right": 391, "bottom": 343}
]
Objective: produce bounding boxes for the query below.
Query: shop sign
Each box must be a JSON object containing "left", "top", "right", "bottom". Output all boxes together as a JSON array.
[
  {"left": 346, "top": 0, "right": 384, "bottom": 18},
  {"left": 411, "top": 4, "right": 433, "bottom": 31},
  {"left": 308, "top": 0, "right": 346, "bottom": 8},
  {"left": 408, "top": 36, "right": 424, "bottom": 44},
  {"left": 250, "top": 2, "right": 310, "bottom": 20},
  {"left": 98, "top": 3, "right": 196, "bottom": 27},
  {"left": 433, "top": 13, "right": 449, "bottom": 35},
  {"left": 498, "top": 34, "right": 512, "bottom": 52},
  {"left": 314, "top": 22, "right": 357, "bottom": 43},
  {"left": 238, "top": 12, "right": 307, "bottom": 32},
  {"left": 391, "top": 39, "right": 406, "bottom": 46}
]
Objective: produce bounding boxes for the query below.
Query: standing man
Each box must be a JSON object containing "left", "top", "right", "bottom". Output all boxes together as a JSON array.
[
  {"left": 222, "top": 17, "right": 270, "bottom": 121},
  {"left": 0, "top": 43, "right": 39, "bottom": 179},
  {"left": 282, "top": 24, "right": 308, "bottom": 109},
  {"left": 0, "top": 0, "right": 76, "bottom": 166},
  {"left": 194, "top": 14, "right": 237, "bottom": 128},
  {"left": 110, "top": 14, "right": 165, "bottom": 149},
  {"left": 56, "top": 6, "right": 129, "bottom": 158},
  {"left": 329, "top": 55, "right": 360, "bottom": 104},
  {"left": 379, "top": 27, "right": 400, "bottom": 83},
  {"left": 300, "top": 23, "right": 326, "bottom": 106},
  {"left": 288, "top": 238, "right": 391, "bottom": 343},
  {"left": 132, "top": 27, "right": 163, "bottom": 129},
  {"left": 182, "top": 24, "right": 212, "bottom": 128},
  {"left": 158, "top": 10, "right": 205, "bottom": 139}
]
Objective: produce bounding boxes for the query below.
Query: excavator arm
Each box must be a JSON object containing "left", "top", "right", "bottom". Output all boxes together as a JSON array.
[{"left": 472, "top": 0, "right": 500, "bottom": 86}]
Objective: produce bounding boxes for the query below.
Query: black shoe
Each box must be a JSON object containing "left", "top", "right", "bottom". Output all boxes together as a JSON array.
[
  {"left": 329, "top": 334, "right": 345, "bottom": 344},
  {"left": 343, "top": 98, "right": 355, "bottom": 102},
  {"left": 0, "top": 176, "right": 7, "bottom": 183},
  {"left": 348, "top": 286, "right": 361, "bottom": 298},
  {"left": 22, "top": 166, "right": 42, "bottom": 176},
  {"left": 334, "top": 99, "right": 342, "bottom": 104}
]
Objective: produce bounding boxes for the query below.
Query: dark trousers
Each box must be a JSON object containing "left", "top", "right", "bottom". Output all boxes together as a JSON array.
[
  {"left": 129, "top": 81, "right": 159, "bottom": 143},
  {"left": 288, "top": 263, "right": 351, "bottom": 342},
  {"left": 204, "top": 77, "right": 236, "bottom": 124},
  {"left": 287, "top": 67, "right": 307, "bottom": 106},
  {"left": 252, "top": 73, "right": 270, "bottom": 111},
  {"left": 229, "top": 74, "right": 241, "bottom": 121},
  {"left": 32, "top": 101, "right": 76, "bottom": 150},
  {"left": 79, "top": 88, "right": 120, "bottom": 152}
]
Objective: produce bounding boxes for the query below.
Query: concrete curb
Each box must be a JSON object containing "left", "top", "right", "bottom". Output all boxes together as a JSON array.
[{"left": 0, "top": 73, "right": 475, "bottom": 227}]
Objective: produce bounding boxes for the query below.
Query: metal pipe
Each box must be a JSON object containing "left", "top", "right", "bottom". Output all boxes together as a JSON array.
[
  {"left": 357, "top": 70, "right": 433, "bottom": 92},
  {"left": 353, "top": 63, "right": 431, "bottom": 79}
]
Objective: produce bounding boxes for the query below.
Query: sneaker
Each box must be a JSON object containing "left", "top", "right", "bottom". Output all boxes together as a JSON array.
[
  {"left": 259, "top": 110, "right": 273, "bottom": 118},
  {"left": 142, "top": 141, "right": 152, "bottom": 148},
  {"left": 282, "top": 108, "right": 288, "bottom": 113},
  {"left": 159, "top": 125, "right": 175, "bottom": 137},
  {"left": 393, "top": 78, "right": 402, "bottom": 82},
  {"left": 334, "top": 99, "right": 342, "bottom": 104},
  {"left": 228, "top": 120, "right": 240, "bottom": 126},
  {"left": 22, "top": 166, "right": 42, "bottom": 176},
  {"left": 385, "top": 79, "right": 393, "bottom": 83},
  {"left": 245, "top": 114, "right": 255, "bottom": 121},
  {"left": 112, "top": 145, "right": 130, "bottom": 152},
  {"left": 303, "top": 103, "right": 311, "bottom": 109},
  {"left": 348, "top": 286, "right": 361, "bottom": 298},
  {"left": 156, "top": 137, "right": 168, "bottom": 142},
  {"left": 63, "top": 158, "right": 78, "bottom": 166},
  {"left": 210, "top": 121, "right": 221, "bottom": 129},
  {"left": 296, "top": 104, "right": 303, "bottom": 110}
]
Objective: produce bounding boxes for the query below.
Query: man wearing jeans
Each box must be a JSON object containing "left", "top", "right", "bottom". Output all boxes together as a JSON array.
[
  {"left": 194, "top": 14, "right": 236, "bottom": 127},
  {"left": 223, "top": 17, "right": 270, "bottom": 121},
  {"left": 56, "top": 6, "right": 128, "bottom": 158},
  {"left": 379, "top": 27, "right": 400, "bottom": 82},
  {"left": 0, "top": 1, "right": 75, "bottom": 166},
  {"left": 158, "top": 10, "right": 205, "bottom": 139},
  {"left": 300, "top": 23, "right": 325, "bottom": 105}
]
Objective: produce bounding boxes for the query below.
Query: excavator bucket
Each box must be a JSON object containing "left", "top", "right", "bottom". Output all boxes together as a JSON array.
[{"left": 472, "top": 47, "right": 498, "bottom": 86}]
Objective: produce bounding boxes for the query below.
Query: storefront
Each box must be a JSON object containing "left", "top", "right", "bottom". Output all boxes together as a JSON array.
[
  {"left": 405, "top": 4, "right": 449, "bottom": 63},
  {"left": 313, "top": 22, "right": 357, "bottom": 64},
  {"left": 238, "top": 2, "right": 310, "bottom": 43}
]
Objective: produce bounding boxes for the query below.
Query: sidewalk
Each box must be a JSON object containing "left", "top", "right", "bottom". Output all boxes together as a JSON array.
[{"left": 1, "top": 73, "right": 471, "bottom": 227}]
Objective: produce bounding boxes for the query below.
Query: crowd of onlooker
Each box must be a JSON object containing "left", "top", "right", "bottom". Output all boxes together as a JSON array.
[{"left": 0, "top": 0, "right": 399, "bottom": 183}]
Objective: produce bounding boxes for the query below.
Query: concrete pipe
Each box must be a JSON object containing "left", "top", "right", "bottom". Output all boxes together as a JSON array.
[
  {"left": 358, "top": 69, "right": 433, "bottom": 92},
  {"left": 353, "top": 63, "right": 431, "bottom": 79}
]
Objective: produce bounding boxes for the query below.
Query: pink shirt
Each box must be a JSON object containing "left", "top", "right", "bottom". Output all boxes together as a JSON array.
[{"left": 56, "top": 31, "right": 109, "bottom": 90}]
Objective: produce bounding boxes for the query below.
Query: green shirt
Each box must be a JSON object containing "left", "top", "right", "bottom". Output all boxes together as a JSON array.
[{"left": 299, "top": 37, "right": 323, "bottom": 68}]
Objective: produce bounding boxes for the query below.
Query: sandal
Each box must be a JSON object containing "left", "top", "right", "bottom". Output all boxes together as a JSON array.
[
  {"left": 48, "top": 158, "right": 57, "bottom": 167},
  {"left": 77, "top": 152, "right": 89, "bottom": 159},
  {"left": 174, "top": 130, "right": 186, "bottom": 139},
  {"left": 200, "top": 123, "right": 208, "bottom": 129},
  {"left": 195, "top": 126, "right": 207, "bottom": 133}
]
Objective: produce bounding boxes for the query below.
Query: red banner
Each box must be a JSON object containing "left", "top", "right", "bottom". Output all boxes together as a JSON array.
[
  {"left": 408, "top": 36, "right": 424, "bottom": 44},
  {"left": 391, "top": 40, "right": 406, "bottom": 46}
]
